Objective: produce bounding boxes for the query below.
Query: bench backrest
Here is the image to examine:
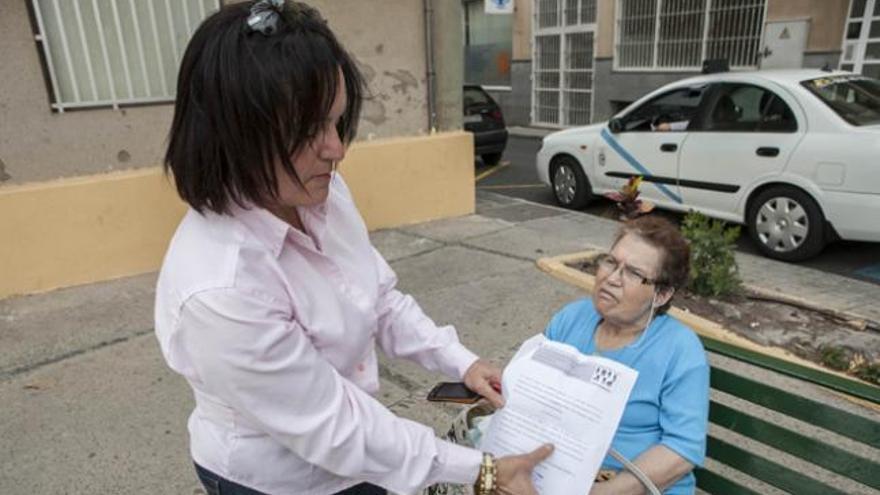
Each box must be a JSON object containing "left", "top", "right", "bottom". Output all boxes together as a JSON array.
[{"left": 695, "top": 337, "right": 880, "bottom": 495}]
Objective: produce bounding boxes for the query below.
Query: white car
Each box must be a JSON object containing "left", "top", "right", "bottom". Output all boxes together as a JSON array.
[{"left": 537, "top": 69, "right": 880, "bottom": 261}]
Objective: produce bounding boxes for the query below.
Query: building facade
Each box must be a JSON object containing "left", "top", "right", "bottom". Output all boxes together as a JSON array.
[
  {"left": 467, "top": 0, "right": 869, "bottom": 127},
  {"left": 0, "top": 0, "right": 473, "bottom": 298}
]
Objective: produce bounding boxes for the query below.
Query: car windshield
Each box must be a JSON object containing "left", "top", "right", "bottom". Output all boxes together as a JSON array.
[{"left": 802, "top": 76, "right": 880, "bottom": 126}]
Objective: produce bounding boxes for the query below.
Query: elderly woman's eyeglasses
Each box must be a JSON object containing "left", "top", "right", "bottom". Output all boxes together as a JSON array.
[{"left": 595, "top": 253, "right": 658, "bottom": 286}]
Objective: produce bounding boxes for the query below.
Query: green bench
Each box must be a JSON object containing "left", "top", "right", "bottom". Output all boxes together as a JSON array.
[{"left": 695, "top": 337, "right": 880, "bottom": 495}]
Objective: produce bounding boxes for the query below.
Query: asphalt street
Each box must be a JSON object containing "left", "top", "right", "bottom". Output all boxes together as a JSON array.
[{"left": 475, "top": 135, "right": 880, "bottom": 285}]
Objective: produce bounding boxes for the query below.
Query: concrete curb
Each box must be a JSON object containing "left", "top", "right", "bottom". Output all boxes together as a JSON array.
[{"left": 536, "top": 249, "right": 876, "bottom": 387}]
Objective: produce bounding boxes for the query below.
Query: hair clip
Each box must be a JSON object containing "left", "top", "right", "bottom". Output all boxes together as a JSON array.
[{"left": 246, "top": 0, "right": 284, "bottom": 36}]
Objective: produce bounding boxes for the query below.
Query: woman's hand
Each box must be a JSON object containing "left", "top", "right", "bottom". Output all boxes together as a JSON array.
[
  {"left": 463, "top": 359, "right": 504, "bottom": 408},
  {"left": 495, "top": 444, "right": 554, "bottom": 494}
]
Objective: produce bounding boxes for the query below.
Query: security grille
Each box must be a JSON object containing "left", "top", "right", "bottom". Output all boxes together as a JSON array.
[
  {"left": 564, "top": 32, "right": 593, "bottom": 125},
  {"left": 533, "top": 0, "right": 596, "bottom": 127},
  {"left": 616, "top": 0, "right": 766, "bottom": 70},
  {"left": 841, "top": 0, "right": 880, "bottom": 79},
  {"left": 535, "top": 34, "right": 562, "bottom": 124},
  {"left": 30, "top": 0, "right": 220, "bottom": 111}
]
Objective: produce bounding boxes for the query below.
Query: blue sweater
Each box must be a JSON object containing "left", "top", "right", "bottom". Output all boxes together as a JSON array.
[{"left": 545, "top": 298, "right": 710, "bottom": 495}]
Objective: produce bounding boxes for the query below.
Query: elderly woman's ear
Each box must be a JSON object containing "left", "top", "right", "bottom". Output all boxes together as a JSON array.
[{"left": 653, "top": 286, "right": 675, "bottom": 310}]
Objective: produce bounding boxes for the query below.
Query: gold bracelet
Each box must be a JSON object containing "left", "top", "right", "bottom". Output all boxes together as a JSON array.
[{"left": 474, "top": 452, "right": 497, "bottom": 495}]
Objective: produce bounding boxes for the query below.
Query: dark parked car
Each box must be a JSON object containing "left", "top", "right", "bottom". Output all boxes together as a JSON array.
[{"left": 463, "top": 85, "right": 508, "bottom": 165}]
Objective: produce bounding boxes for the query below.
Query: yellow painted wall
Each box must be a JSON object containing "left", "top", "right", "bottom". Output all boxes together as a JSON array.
[{"left": 0, "top": 132, "right": 474, "bottom": 299}]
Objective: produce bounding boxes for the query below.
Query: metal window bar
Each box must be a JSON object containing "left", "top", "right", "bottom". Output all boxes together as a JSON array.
[
  {"left": 30, "top": 0, "right": 63, "bottom": 110},
  {"left": 109, "top": 0, "right": 135, "bottom": 100},
  {"left": 31, "top": 0, "right": 220, "bottom": 111},
  {"left": 51, "top": 0, "right": 81, "bottom": 102},
  {"left": 72, "top": 0, "right": 99, "bottom": 101},
  {"left": 146, "top": 0, "right": 169, "bottom": 96},
  {"left": 163, "top": 0, "right": 180, "bottom": 64},
  {"left": 92, "top": 0, "right": 119, "bottom": 109},
  {"left": 128, "top": 0, "right": 152, "bottom": 97},
  {"left": 182, "top": 1, "right": 194, "bottom": 40}
]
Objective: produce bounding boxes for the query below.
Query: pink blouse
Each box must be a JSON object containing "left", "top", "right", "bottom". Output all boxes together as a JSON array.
[{"left": 154, "top": 175, "right": 481, "bottom": 494}]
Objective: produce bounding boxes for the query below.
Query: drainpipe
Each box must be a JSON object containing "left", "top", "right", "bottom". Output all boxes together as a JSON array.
[
  {"left": 423, "top": 0, "right": 437, "bottom": 132},
  {"left": 424, "top": 0, "right": 464, "bottom": 132}
]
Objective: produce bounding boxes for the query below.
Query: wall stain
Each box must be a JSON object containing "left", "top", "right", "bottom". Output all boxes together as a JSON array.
[
  {"left": 0, "top": 157, "right": 10, "bottom": 182},
  {"left": 355, "top": 57, "right": 377, "bottom": 85},
  {"left": 117, "top": 150, "right": 131, "bottom": 163},
  {"left": 384, "top": 70, "right": 419, "bottom": 95},
  {"left": 361, "top": 98, "right": 387, "bottom": 125},
  {"left": 375, "top": 44, "right": 384, "bottom": 54}
]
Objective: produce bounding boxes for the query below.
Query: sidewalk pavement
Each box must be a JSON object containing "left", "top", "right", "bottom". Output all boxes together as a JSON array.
[{"left": 2, "top": 191, "right": 879, "bottom": 494}]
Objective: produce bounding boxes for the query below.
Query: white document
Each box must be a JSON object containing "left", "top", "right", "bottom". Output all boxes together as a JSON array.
[{"left": 480, "top": 335, "right": 638, "bottom": 495}]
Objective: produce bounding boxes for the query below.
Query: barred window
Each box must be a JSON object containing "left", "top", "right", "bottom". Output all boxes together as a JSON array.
[
  {"left": 31, "top": 0, "right": 220, "bottom": 112},
  {"left": 533, "top": 0, "right": 597, "bottom": 126},
  {"left": 616, "top": 0, "right": 766, "bottom": 70}
]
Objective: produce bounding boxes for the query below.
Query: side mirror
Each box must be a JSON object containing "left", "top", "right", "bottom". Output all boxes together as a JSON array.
[{"left": 608, "top": 118, "right": 624, "bottom": 134}]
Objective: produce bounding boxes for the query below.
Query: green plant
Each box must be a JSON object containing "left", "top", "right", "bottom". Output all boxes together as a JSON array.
[
  {"left": 819, "top": 345, "right": 850, "bottom": 371},
  {"left": 681, "top": 211, "right": 742, "bottom": 297},
  {"left": 853, "top": 361, "right": 880, "bottom": 386}
]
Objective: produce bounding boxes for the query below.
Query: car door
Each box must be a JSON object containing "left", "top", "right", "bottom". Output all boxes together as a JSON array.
[
  {"left": 677, "top": 82, "right": 806, "bottom": 220},
  {"left": 597, "top": 85, "right": 709, "bottom": 208}
]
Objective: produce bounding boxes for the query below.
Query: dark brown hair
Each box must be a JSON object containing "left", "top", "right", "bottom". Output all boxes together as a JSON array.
[
  {"left": 164, "top": 1, "right": 365, "bottom": 214},
  {"left": 612, "top": 215, "right": 690, "bottom": 314}
]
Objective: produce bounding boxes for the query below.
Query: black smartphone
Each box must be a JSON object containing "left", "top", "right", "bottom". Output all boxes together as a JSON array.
[{"left": 426, "top": 382, "right": 481, "bottom": 404}]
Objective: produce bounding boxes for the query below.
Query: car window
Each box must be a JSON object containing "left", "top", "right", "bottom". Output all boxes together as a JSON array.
[
  {"left": 801, "top": 76, "right": 880, "bottom": 126},
  {"left": 622, "top": 86, "right": 707, "bottom": 132},
  {"left": 464, "top": 87, "right": 493, "bottom": 109},
  {"left": 699, "top": 83, "right": 797, "bottom": 132}
]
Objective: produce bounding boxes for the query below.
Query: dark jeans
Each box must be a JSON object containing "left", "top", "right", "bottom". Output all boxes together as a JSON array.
[{"left": 194, "top": 463, "right": 387, "bottom": 495}]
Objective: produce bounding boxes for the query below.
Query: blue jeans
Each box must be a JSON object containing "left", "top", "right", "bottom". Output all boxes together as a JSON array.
[{"left": 194, "top": 463, "right": 387, "bottom": 495}]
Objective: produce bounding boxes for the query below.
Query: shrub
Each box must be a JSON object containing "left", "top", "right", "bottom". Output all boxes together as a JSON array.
[
  {"left": 853, "top": 362, "right": 880, "bottom": 386},
  {"left": 681, "top": 211, "right": 742, "bottom": 297},
  {"left": 819, "top": 345, "right": 850, "bottom": 371}
]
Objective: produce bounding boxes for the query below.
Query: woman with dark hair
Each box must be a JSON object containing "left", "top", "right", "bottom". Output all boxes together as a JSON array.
[
  {"left": 544, "top": 216, "right": 709, "bottom": 494},
  {"left": 154, "top": 2, "right": 550, "bottom": 495}
]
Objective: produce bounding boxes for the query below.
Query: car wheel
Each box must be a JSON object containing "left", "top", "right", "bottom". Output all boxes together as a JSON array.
[
  {"left": 747, "top": 186, "right": 826, "bottom": 261},
  {"left": 551, "top": 156, "right": 592, "bottom": 209},
  {"left": 482, "top": 152, "right": 503, "bottom": 166}
]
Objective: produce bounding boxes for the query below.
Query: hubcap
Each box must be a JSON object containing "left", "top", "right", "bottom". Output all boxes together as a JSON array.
[
  {"left": 553, "top": 165, "right": 577, "bottom": 204},
  {"left": 755, "top": 196, "right": 809, "bottom": 253}
]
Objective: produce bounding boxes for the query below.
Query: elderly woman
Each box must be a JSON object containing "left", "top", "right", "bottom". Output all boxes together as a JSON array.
[{"left": 544, "top": 215, "right": 709, "bottom": 495}]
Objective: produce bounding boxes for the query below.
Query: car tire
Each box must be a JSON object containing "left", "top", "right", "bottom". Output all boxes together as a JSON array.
[
  {"left": 746, "top": 185, "right": 826, "bottom": 262},
  {"left": 482, "top": 152, "right": 503, "bottom": 166},
  {"left": 551, "top": 156, "right": 592, "bottom": 209}
]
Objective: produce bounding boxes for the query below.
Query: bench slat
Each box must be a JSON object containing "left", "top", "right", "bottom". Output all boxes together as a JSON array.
[
  {"left": 711, "top": 367, "right": 880, "bottom": 449},
  {"left": 705, "top": 436, "right": 848, "bottom": 495},
  {"left": 710, "top": 401, "right": 880, "bottom": 489},
  {"left": 694, "top": 468, "right": 762, "bottom": 495},
  {"left": 701, "top": 336, "right": 880, "bottom": 404}
]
